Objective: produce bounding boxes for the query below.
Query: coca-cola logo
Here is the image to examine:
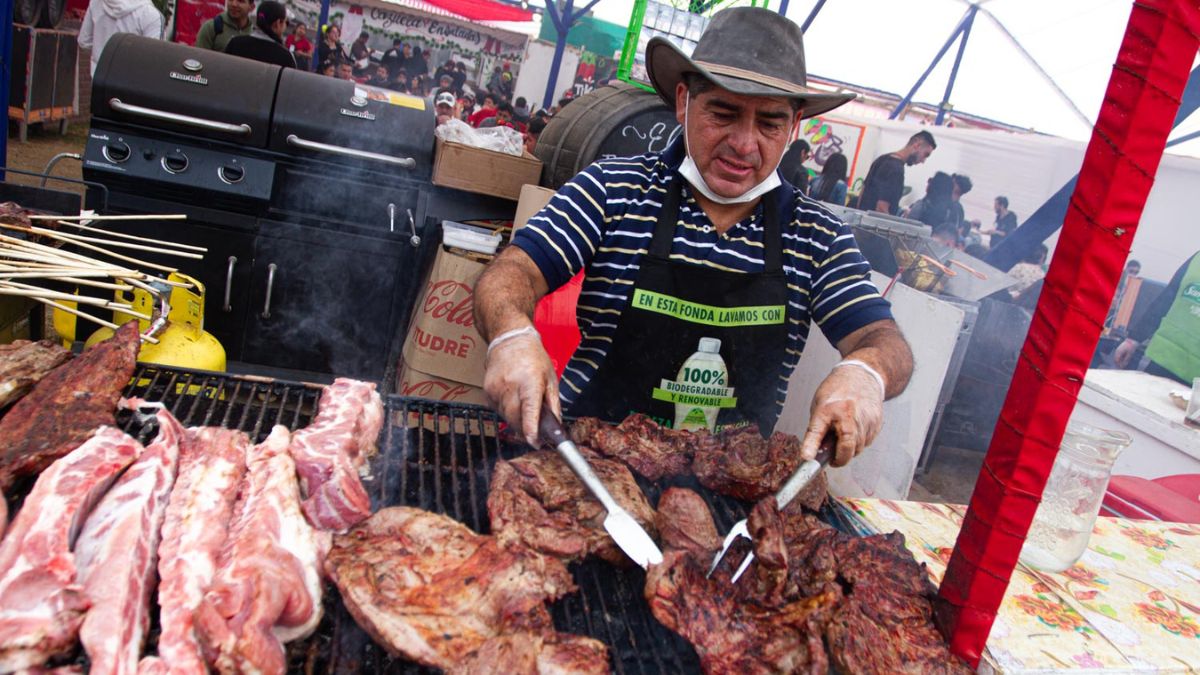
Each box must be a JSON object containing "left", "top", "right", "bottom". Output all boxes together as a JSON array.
[
  {"left": 422, "top": 280, "right": 474, "bottom": 328},
  {"left": 402, "top": 378, "right": 474, "bottom": 401},
  {"left": 413, "top": 327, "right": 476, "bottom": 359}
]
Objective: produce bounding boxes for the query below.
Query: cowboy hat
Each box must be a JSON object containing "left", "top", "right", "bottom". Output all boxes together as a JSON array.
[{"left": 646, "top": 7, "right": 855, "bottom": 119}]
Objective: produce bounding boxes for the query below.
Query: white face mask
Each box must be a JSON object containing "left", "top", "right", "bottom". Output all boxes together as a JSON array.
[{"left": 677, "top": 92, "right": 789, "bottom": 205}]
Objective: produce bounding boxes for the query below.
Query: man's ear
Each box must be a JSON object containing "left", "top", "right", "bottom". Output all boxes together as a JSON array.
[{"left": 675, "top": 82, "right": 688, "bottom": 126}]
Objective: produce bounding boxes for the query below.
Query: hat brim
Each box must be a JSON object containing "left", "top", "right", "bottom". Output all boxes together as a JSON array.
[{"left": 646, "top": 36, "right": 855, "bottom": 120}]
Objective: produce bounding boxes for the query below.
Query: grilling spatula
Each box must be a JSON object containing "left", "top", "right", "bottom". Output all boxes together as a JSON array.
[
  {"left": 538, "top": 405, "right": 664, "bottom": 569},
  {"left": 707, "top": 431, "right": 836, "bottom": 582}
]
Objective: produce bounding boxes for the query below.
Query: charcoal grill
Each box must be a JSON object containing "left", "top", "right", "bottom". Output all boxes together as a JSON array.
[{"left": 119, "top": 366, "right": 860, "bottom": 674}]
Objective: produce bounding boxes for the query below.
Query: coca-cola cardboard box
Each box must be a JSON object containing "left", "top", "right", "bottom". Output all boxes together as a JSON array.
[
  {"left": 402, "top": 246, "right": 487, "bottom": 387},
  {"left": 396, "top": 362, "right": 489, "bottom": 406}
]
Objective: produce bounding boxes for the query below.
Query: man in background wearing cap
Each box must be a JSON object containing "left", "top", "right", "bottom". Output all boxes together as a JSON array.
[
  {"left": 474, "top": 7, "right": 913, "bottom": 468},
  {"left": 434, "top": 91, "right": 457, "bottom": 126}
]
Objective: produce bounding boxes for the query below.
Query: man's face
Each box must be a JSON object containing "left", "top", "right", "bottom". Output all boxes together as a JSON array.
[
  {"left": 483, "top": 97, "right": 496, "bottom": 110},
  {"left": 338, "top": 63, "right": 353, "bottom": 80},
  {"left": 376, "top": 66, "right": 388, "bottom": 80},
  {"left": 437, "top": 103, "right": 453, "bottom": 117},
  {"left": 674, "top": 82, "right": 798, "bottom": 200},
  {"left": 1126, "top": 262, "right": 1141, "bottom": 276},
  {"left": 402, "top": 45, "right": 412, "bottom": 57},
  {"left": 296, "top": 25, "right": 306, "bottom": 38},
  {"left": 907, "top": 141, "right": 934, "bottom": 166},
  {"left": 227, "top": 0, "right": 252, "bottom": 21},
  {"left": 328, "top": 26, "right": 340, "bottom": 41},
  {"left": 497, "top": 110, "right": 512, "bottom": 124},
  {"left": 994, "top": 199, "right": 1002, "bottom": 215}
]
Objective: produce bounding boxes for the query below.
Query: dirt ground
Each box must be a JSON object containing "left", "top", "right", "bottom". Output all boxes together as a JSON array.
[{"left": 4, "top": 120, "right": 89, "bottom": 193}]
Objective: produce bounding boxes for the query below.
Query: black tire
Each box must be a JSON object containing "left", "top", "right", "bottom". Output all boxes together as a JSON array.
[
  {"left": 38, "top": 0, "right": 65, "bottom": 28},
  {"left": 13, "top": 0, "right": 42, "bottom": 26}
]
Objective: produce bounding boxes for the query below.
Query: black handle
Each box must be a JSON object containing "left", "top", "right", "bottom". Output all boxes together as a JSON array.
[
  {"left": 814, "top": 429, "right": 836, "bottom": 466},
  {"left": 538, "top": 403, "right": 568, "bottom": 447}
]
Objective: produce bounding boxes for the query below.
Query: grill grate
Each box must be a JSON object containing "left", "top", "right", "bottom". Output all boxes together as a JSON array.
[{"left": 117, "top": 369, "right": 854, "bottom": 674}]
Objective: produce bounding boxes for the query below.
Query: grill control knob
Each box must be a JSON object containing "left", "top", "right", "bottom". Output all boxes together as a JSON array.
[
  {"left": 218, "top": 164, "right": 245, "bottom": 184},
  {"left": 102, "top": 141, "right": 131, "bottom": 164},
  {"left": 161, "top": 152, "right": 189, "bottom": 174}
]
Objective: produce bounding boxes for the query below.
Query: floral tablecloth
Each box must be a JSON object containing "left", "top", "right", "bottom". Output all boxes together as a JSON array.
[{"left": 838, "top": 498, "right": 1200, "bottom": 673}]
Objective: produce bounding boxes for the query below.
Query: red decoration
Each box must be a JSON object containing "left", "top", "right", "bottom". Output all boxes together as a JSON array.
[
  {"left": 934, "top": 0, "right": 1200, "bottom": 666},
  {"left": 420, "top": 0, "right": 534, "bottom": 22}
]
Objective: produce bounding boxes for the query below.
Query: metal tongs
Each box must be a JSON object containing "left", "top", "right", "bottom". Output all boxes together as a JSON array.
[
  {"left": 707, "top": 431, "right": 836, "bottom": 582},
  {"left": 538, "top": 405, "right": 664, "bottom": 569}
]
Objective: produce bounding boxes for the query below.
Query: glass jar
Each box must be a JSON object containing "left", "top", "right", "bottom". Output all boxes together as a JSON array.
[{"left": 1018, "top": 421, "right": 1131, "bottom": 572}]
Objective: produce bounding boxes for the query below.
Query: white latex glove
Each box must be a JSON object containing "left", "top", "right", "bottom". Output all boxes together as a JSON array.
[
  {"left": 482, "top": 330, "right": 559, "bottom": 446},
  {"left": 800, "top": 364, "right": 885, "bottom": 467},
  {"left": 1113, "top": 338, "right": 1140, "bottom": 369}
]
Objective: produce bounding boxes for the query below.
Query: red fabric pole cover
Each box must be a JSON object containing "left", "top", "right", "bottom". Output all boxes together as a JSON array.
[{"left": 934, "top": 0, "right": 1200, "bottom": 666}]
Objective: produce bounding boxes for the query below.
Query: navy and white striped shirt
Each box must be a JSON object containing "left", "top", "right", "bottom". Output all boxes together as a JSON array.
[{"left": 513, "top": 139, "right": 893, "bottom": 419}]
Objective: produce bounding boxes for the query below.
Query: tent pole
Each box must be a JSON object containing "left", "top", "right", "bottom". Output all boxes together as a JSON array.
[
  {"left": 889, "top": 8, "right": 972, "bottom": 120},
  {"left": 541, "top": 0, "right": 604, "bottom": 110},
  {"left": 316, "top": 0, "right": 331, "bottom": 72},
  {"left": 800, "top": 0, "right": 827, "bottom": 32},
  {"left": 934, "top": 4, "right": 975, "bottom": 125},
  {"left": 0, "top": 0, "right": 12, "bottom": 177}
]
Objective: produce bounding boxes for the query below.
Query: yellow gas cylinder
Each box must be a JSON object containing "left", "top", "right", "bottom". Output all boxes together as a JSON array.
[{"left": 84, "top": 273, "right": 226, "bottom": 372}]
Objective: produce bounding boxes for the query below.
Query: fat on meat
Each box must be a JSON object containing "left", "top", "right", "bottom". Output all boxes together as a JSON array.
[
  {"left": 288, "top": 378, "right": 383, "bottom": 532},
  {"left": 0, "top": 427, "right": 144, "bottom": 672},
  {"left": 74, "top": 410, "right": 184, "bottom": 675},
  {"left": 139, "top": 428, "right": 248, "bottom": 675},
  {"left": 193, "top": 426, "right": 327, "bottom": 675}
]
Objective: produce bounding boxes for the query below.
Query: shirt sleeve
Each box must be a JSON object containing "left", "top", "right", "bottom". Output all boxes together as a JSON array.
[
  {"left": 511, "top": 162, "right": 609, "bottom": 292},
  {"left": 807, "top": 216, "right": 894, "bottom": 345}
]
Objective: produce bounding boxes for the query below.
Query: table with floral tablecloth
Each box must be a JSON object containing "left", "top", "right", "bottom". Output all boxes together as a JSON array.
[{"left": 836, "top": 498, "right": 1200, "bottom": 673}]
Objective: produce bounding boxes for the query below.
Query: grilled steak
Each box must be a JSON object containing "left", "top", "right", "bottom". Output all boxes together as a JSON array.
[
  {"left": 692, "top": 426, "right": 806, "bottom": 502},
  {"left": 143, "top": 427, "right": 248, "bottom": 675},
  {"left": 571, "top": 414, "right": 698, "bottom": 480},
  {"left": 0, "top": 340, "right": 71, "bottom": 410},
  {"left": 0, "top": 427, "right": 144, "bottom": 672},
  {"left": 326, "top": 507, "right": 581, "bottom": 671},
  {"left": 194, "top": 426, "right": 326, "bottom": 674},
  {"left": 488, "top": 448, "right": 657, "bottom": 564},
  {"left": 75, "top": 410, "right": 184, "bottom": 675},
  {"left": 288, "top": 378, "right": 383, "bottom": 532},
  {"left": 0, "top": 202, "right": 35, "bottom": 228},
  {"left": 0, "top": 321, "right": 140, "bottom": 490},
  {"left": 655, "top": 487, "right": 721, "bottom": 556},
  {"left": 448, "top": 632, "right": 609, "bottom": 675}
]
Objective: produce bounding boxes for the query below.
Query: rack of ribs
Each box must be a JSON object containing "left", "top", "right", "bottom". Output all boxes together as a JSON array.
[
  {"left": 139, "top": 427, "right": 248, "bottom": 675},
  {"left": 288, "top": 378, "right": 383, "bottom": 532},
  {"left": 0, "top": 321, "right": 140, "bottom": 491},
  {"left": 0, "top": 426, "right": 144, "bottom": 671},
  {"left": 488, "top": 448, "right": 657, "bottom": 564},
  {"left": 0, "top": 340, "right": 71, "bottom": 410},
  {"left": 194, "top": 425, "right": 327, "bottom": 674}
]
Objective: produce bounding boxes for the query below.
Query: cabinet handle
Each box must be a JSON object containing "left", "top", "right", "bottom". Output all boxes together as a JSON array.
[
  {"left": 407, "top": 208, "right": 421, "bottom": 247},
  {"left": 223, "top": 256, "right": 237, "bottom": 312},
  {"left": 261, "top": 263, "right": 277, "bottom": 319}
]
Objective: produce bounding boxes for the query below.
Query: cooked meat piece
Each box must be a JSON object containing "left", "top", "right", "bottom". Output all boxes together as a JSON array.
[
  {"left": 144, "top": 427, "right": 249, "bottom": 675},
  {"left": 0, "top": 202, "right": 35, "bottom": 228},
  {"left": 655, "top": 487, "right": 721, "bottom": 555},
  {"left": 326, "top": 507, "right": 577, "bottom": 671},
  {"left": 0, "top": 426, "right": 144, "bottom": 672},
  {"left": 692, "top": 426, "right": 806, "bottom": 501},
  {"left": 0, "top": 321, "right": 139, "bottom": 490},
  {"left": 448, "top": 632, "right": 610, "bottom": 675},
  {"left": 570, "top": 414, "right": 699, "bottom": 480},
  {"left": 194, "top": 426, "right": 326, "bottom": 674},
  {"left": 0, "top": 340, "right": 71, "bottom": 410},
  {"left": 288, "top": 378, "right": 383, "bottom": 532},
  {"left": 488, "top": 449, "right": 657, "bottom": 565},
  {"left": 645, "top": 550, "right": 835, "bottom": 675},
  {"left": 75, "top": 410, "right": 184, "bottom": 675}
]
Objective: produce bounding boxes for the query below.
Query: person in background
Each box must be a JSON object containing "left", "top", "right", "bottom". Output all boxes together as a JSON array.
[
  {"left": 79, "top": 0, "right": 163, "bottom": 75},
  {"left": 285, "top": 21, "right": 312, "bottom": 70},
  {"left": 435, "top": 91, "right": 458, "bottom": 126},
  {"left": 336, "top": 59, "right": 357, "bottom": 82},
  {"left": 778, "top": 139, "right": 811, "bottom": 194},
  {"left": 513, "top": 96, "right": 531, "bottom": 125},
  {"left": 983, "top": 195, "right": 1018, "bottom": 247},
  {"left": 469, "top": 93, "right": 499, "bottom": 127},
  {"left": 1007, "top": 244, "right": 1048, "bottom": 299},
  {"left": 480, "top": 102, "right": 515, "bottom": 128},
  {"left": 366, "top": 64, "right": 390, "bottom": 88},
  {"left": 458, "top": 90, "right": 476, "bottom": 120},
  {"left": 389, "top": 69, "right": 410, "bottom": 94},
  {"left": 487, "top": 66, "right": 505, "bottom": 96},
  {"left": 858, "top": 130, "right": 936, "bottom": 215},
  {"left": 317, "top": 24, "right": 348, "bottom": 67},
  {"left": 948, "top": 173, "right": 973, "bottom": 236},
  {"left": 224, "top": 0, "right": 294, "bottom": 68},
  {"left": 381, "top": 39, "right": 405, "bottom": 77},
  {"left": 319, "top": 59, "right": 336, "bottom": 77},
  {"left": 350, "top": 31, "right": 372, "bottom": 77},
  {"left": 453, "top": 61, "right": 469, "bottom": 95},
  {"left": 931, "top": 225, "right": 959, "bottom": 248},
  {"left": 410, "top": 46, "right": 430, "bottom": 81},
  {"left": 905, "top": 171, "right": 954, "bottom": 230},
  {"left": 1114, "top": 252, "right": 1199, "bottom": 384},
  {"left": 524, "top": 115, "right": 546, "bottom": 155},
  {"left": 434, "top": 58, "right": 456, "bottom": 88},
  {"left": 808, "top": 152, "right": 848, "bottom": 206},
  {"left": 194, "top": 0, "right": 253, "bottom": 52}
]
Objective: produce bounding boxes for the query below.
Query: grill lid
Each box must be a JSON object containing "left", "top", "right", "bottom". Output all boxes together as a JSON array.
[
  {"left": 271, "top": 69, "right": 435, "bottom": 177},
  {"left": 92, "top": 34, "right": 279, "bottom": 149}
]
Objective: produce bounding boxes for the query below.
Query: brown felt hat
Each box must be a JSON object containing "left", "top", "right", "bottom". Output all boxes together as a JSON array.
[{"left": 646, "top": 6, "right": 855, "bottom": 119}]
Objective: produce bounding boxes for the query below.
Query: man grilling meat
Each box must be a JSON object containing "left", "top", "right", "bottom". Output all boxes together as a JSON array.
[{"left": 474, "top": 8, "right": 913, "bottom": 467}]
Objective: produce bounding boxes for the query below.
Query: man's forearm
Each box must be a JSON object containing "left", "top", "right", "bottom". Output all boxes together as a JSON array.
[
  {"left": 473, "top": 247, "right": 547, "bottom": 342},
  {"left": 836, "top": 320, "right": 913, "bottom": 399}
]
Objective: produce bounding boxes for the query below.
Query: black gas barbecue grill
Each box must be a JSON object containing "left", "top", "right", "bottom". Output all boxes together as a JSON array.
[
  {"left": 84, "top": 35, "right": 516, "bottom": 385},
  {"left": 118, "top": 365, "right": 861, "bottom": 674}
]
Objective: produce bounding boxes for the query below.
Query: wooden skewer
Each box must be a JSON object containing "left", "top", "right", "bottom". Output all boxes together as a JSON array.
[
  {"left": 0, "top": 237, "right": 190, "bottom": 289},
  {"left": 950, "top": 258, "right": 988, "bottom": 280},
  {"left": 0, "top": 223, "right": 179, "bottom": 273},
  {"left": 46, "top": 276, "right": 130, "bottom": 292},
  {"left": 47, "top": 229, "right": 204, "bottom": 260},
  {"left": 0, "top": 269, "right": 119, "bottom": 279},
  {"left": 21, "top": 295, "right": 161, "bottom": 344},
  {"left": 0, "top": 280, "right": 142, "bottom": 312},
  {"left": 54, "top": 220, "right": 207, "bottom": 253},
  {"left": 29, "top": 214, "right": 187, "bottom": 221}
]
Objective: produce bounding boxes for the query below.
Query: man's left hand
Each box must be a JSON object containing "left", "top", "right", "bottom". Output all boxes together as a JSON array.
[{"left": 800, "top": 364, "right": 885, "bottom": 467}]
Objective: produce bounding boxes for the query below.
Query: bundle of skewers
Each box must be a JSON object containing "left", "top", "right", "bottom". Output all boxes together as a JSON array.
[{"left": 0, "top": 203, "right": 206, "bottom": 344}]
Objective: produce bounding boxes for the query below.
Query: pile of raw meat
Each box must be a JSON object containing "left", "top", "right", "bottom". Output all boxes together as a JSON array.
[{"left": 0, "top": 323, "right": 384, "bottom": 674}]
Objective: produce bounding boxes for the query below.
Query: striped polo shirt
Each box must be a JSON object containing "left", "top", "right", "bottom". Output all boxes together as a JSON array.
[{"left": 513, "top": 139, "right": 893, "bottom": 420}]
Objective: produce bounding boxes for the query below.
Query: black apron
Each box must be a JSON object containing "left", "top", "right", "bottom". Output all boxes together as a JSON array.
[{"left": 566, "top": 176, "right": 790, "bottom": 432}]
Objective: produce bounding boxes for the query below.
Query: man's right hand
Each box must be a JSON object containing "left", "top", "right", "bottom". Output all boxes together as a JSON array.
[
  {"left": 1113, "top": 338, "right": 1140, "bottom": 368},
  {"left": 483, "top": 328, "right": 559, "bottom": 446}
]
